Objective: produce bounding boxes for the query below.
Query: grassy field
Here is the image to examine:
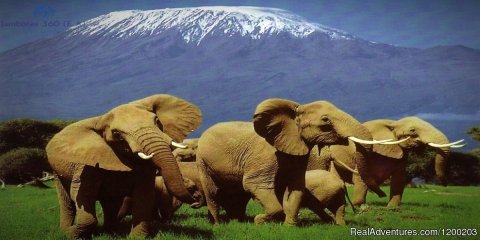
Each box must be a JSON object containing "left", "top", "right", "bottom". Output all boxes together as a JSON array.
[{"left": 0, "top": 183, "right": 479, "bottom": 240}]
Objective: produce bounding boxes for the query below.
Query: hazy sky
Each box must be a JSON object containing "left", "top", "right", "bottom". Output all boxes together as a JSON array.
[{"left": 1, "top": 0, "right": 479, "bottom": 52}]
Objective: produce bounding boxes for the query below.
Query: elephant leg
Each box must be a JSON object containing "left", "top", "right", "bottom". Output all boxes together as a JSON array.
[
  {"left": 283, "top": 185, "right": 305, "bottom": 225},
  {"left": 100, "top": 197, "right": 124, "bottom": 233},
  {"left": 305, "top": 198, "right": 334, "bottom": 223},
  {"left": 388, "top": 163, "right": 407, "bottom": 207},
  {"left": 54, "top": 176, "right": 76, "bottom": 233},
  {"left": 224, "top": 193, "right": 250, "bottom": 221},
  {"left": 250, "top": 188, "right": 284, "bottom": 224},
  {"left": 352, "top": 173, "right": 368, "bottom": 206},
  {"left": 117, "top": 196, "right": 132, "bottom": 221},
  {"left": 199, "top": 163, "right": 221, "bottom": 224},
  {"left": 130, "top": 168, "right": 156, "bottom": 237},
  {"left": 70, "top": 166, "right": 101, "bottom": 239},
  {"left": 329, "top": 204, "right": 346, "bottom": 225},
  {"left": 282, "top": 160, "right": 307, "bottom": 226}
]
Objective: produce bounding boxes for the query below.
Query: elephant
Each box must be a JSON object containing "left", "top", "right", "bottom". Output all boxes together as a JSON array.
[
  {"left": 117, "top": 175, "right": 203, "bottom": 222},
  {"left": 197, "top": 99, "right": 390, "bottom": 225},
  {"left": 302, "top": 170, "right": 346, "bottom": 225},
  {"left": 45, "top": 94, "right": 202, "bottom": 238},
  {"left": 309, "top": 116, "right": 464, "bottom": 207},
  {"left": 173, "top": 138, "right": 199, "bottom": 162}
]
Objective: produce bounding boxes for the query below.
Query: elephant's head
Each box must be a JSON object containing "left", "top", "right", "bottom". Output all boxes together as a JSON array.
[
  {"left": 364, "top": 117, "right": 464, "bottom": 186},
  {"left": 173, "top": 138, "right": 199, "bottom": 162},
  {"left": 155, "top": 176, "right": 204, "bottom": 221},
  {"left": 48, "top": 94, "right": 202, "bottom": 203},
  {"left": 253, "top": 98, "right": 387, "bottom": 197}
]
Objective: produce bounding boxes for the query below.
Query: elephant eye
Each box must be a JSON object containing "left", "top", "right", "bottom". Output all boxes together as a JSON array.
[
  {"left": 321, "top": 115, "right": 330, "bottom": 123},
  {"left": 409, "top": 128, "right": 416, "bottom": 133},
  {"left": 155, "top": 117, "right": 164, "bottom": 131},
  {"left": 112, "top": 130, "right": 124, "bottom": 140}
]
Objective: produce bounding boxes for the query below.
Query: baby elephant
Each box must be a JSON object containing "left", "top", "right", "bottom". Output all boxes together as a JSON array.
[
  {"left": 303, "top": 170, "right": 346, "bottom": 225},
  {"left": 118, "top": 176, "right": 203, "bottom": 222}
]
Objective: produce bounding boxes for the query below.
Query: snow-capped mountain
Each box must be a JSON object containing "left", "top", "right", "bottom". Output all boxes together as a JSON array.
[
  {"left": 67, "top": 7, "right": 352, "bottom": 44},
  {"left": 0, "top": 6, "right": 479, "bottom": 149}
]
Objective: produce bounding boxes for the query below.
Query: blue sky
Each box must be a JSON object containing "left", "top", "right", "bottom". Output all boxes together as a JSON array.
[{"left": 0, "top": 0, "right": 479, "bottom": 52}]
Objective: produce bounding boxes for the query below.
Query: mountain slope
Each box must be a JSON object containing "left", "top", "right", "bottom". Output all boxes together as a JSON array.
[{"left": 0, "top": 7, "right": 479, "bottom": 149}]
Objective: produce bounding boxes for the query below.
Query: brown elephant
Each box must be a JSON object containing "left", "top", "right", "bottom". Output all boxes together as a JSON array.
[
  {"left": 303, "top": 170, "right": 346, "bottom": 225},
  {"left": 173, "top": 138, "right": 199, "bottom": 162},
  {"left": 46, "top": 94, "right": 202, "bottom": 238},
  {"left": 118, "top": 175, "right": 203, "bottom": 222},
  {"left": 197, "top": 99, "right": 389, "bottom": 225},
  {"left": 310, "top": 116, "right": 464, "bottom": 207}
]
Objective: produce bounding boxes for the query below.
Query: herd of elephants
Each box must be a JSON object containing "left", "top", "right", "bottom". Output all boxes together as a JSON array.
[{"left": 45, "top": 94, "right": 465, "bottom": 238}]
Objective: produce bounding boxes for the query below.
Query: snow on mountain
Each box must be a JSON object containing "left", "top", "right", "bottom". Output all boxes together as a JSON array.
[{"left": 67, "top": 6, "right": 353, "bottom": 44}]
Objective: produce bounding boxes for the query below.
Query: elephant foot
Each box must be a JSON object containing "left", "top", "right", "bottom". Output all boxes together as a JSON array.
[
  {"left": 387, "top": 201, "right": 401, "bottom": 207},
  {"left": 254, "top": 214, "right": 271, "bottom": 224},
  {"left": 284, "top": 216, "right": 298, "bottom": 226},
  {"left": 129, "top": 222, "right": 150, "bottom": 238},
  {"left": 387, "top": 196, "right": 402, "bottom": 207},
  {"left": 357, "top": 204, "right": 370, "bottom": 213}
]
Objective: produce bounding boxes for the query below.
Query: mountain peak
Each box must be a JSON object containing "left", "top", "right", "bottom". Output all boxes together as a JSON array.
[{"left": 67, "top": 6, "right": 353, "bottom": 44}]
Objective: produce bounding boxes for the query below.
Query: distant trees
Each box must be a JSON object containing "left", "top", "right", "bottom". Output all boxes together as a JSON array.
[
  {"left": 406, "top": 126, "right": 480, "bottom": 186},
  {"left": 0, "top": 119, "right": 74, "bottom": 184}
]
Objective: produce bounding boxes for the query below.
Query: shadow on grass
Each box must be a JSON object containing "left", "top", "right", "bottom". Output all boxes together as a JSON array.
[{"left": 156, "top": 224, "right": 214, "bottom": 239}]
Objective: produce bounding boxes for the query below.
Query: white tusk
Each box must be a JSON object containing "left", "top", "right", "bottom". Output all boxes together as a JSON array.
[
  {"left": 428, "top": 139, "right": 465, "bottom": 148},
  {"left": 332, "top": 159, "right": 359, "bottom": 175},
  {"left": 348, "top": 136, "right": 392, "bottom": 144},
  {"left": 171, "top": 141, "right": 187, "bottom": 149},
  {"left": 449, "top": 144, "right": 466, "bottom": 148},
  {"left": 138, "top": 152, "right": 154, "bottom": 160},
  {"left": 379, "top": 137, "right": 411, "bottom": 145}
]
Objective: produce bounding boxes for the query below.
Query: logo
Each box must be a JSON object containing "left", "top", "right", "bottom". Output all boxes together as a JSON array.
[{"left": 32, "top": 3, "right": 55, "bottom": 18}]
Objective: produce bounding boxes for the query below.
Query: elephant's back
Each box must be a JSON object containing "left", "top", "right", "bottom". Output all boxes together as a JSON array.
[
  {"left": 305, "top": 170, "right": 344, "bottom": 199},
  {"left": 197, "top": 122, "right": 267, "bottom": 185}
]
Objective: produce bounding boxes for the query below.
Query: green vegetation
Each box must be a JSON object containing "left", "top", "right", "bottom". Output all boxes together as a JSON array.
[
  {"left": 0, "top": 119, "right": 75, "bottom": 183},
  {"left": 0, "top": 148, "right": 48, "bottom": 184},
  {"left": 0, "top": 183, "right": 478, "bottom": 240}
]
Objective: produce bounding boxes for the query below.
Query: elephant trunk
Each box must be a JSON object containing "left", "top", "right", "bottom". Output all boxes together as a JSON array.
[
  {"left": 353, "top": 143, "right": 386, "bottom": 197},
  {"left": 337, "top": 117, "right": 387, "bottom": 198},
  {"left": 134, "top": 127, "right": 196, "bottom": 204},
  {"left": 434, "top": 149, "right": 448, "bottom": 186}
]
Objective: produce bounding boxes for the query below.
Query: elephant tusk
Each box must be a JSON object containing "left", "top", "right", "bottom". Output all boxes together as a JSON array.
[
  {"left": 427, "top": 139, "right": 465, "bottom": 148},
  {"left": 171, "top": 141, "right": 187, "bottom": 149},
  {"left": 138, "top": 152, "right": 155, "bottom": 160},
  {"left": 378, "top": 137, "right": 410, "bottom": 145},
  {"left": 348, "top": 136, "right": 392, "bottom": 145},
  {"left": 449, "top": 144, "right": 466, "bottom": 148},
  {"left": 332, "top": 159, "right": 359, "bottom": 175}
]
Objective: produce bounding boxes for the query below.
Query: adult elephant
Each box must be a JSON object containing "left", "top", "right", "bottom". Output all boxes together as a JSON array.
[
  {"left": 311, "top": 116, "right": 464, "bottom": 207},
  {"left": 197, "top": 99, "right": 389, "bottom": 225},
  {"left": 46, "top": 94, "right": 202, "bottom": 239}
]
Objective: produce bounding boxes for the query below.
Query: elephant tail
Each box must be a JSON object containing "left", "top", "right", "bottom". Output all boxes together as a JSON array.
[{"left": 343, "top": 182, "right": 356, "bottom": 214}]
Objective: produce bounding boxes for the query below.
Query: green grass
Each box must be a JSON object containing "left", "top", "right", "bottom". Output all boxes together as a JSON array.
[{"left": 0, "top": 183, "right": 479, "bottom": 240}]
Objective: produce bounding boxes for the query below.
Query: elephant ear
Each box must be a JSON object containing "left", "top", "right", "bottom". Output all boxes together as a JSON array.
[
  {"left": 46, "top": 117, "right": 133, "bottom": 171},
  {"left": 363, "top": 119, "right": 403, "bottom": 159},
  {"left": 253, "top": 98, "right": 308, "bottom": 156},
  {"left": 131, "top": 94, "right": 202, "bottom": 143}
]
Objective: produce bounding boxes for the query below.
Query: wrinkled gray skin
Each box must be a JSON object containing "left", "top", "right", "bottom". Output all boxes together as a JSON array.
[
  {"left": 303, "top": 170, "right": 346, "bottom": 225},
  {"left": 198, "top": 99, "right": 385, "bottom": 225},
  {"left": 309, "top": 117, "right": 452, "bottom": 207},
  {"left": 173, "top": 139, "right": 199, "bottom": 162}
]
